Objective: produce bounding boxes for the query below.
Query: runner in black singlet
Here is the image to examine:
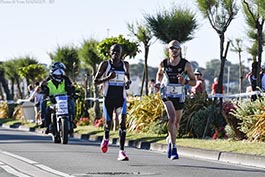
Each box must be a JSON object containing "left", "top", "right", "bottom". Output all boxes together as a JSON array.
[{"left": 155, "top": 40, "right": 196, "bottom": 160}]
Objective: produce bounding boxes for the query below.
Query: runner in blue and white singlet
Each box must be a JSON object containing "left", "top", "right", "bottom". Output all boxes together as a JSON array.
[
  {"left": 102, "top": 59, "right": 128, "bottom": 122},
  {"left": 94, "top": 44, "right": 131, "bottom": 161}
]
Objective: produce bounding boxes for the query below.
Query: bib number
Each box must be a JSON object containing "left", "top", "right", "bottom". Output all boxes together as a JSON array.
[
  {"left": 165, "top": 84, "right": 184, "bottom": 98},
  {"left": 109, "top": 71, "right": 125, "bottom": 86},
  {"left": 55, "top": 95, "right": 68, "bottom": 115}
]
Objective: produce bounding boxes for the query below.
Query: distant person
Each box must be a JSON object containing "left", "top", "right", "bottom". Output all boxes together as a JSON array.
[
  {"left": 27, "top": 84, "right": 34, "bottom": 98},
  {"left": 211, "top": 77, "right": 224, "bottom": 95},
  {"left": 148, "top": 79, "right": 156, "bottom": 94},
  {"left": 191, "top": 69, "right": 206, "bottom": 95},
  {"left": 260, "top": 65, "right": 265, "bottom": 92},
  {"left": 245, "top": 61, "right": 265, "bottom": 101},
  {"left": 245, "top": 85, "right": 253, "bottom": 93},
  {"left": 247, "top": 63, "right": 265, "bottom": 91},
  {"left": 29, "top": 82, "right": 43, "bottom": 125},
  {"left": 247, "top": 62, "right": 258, "bottom": 93}
]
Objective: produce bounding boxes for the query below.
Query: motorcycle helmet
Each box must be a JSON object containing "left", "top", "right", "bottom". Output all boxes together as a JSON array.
[
  {"left": 51, "top": 62, "right": 66, "bottom": 71},
  {"left": 50, "top": 68, "right": 65, "bottom": 83}
]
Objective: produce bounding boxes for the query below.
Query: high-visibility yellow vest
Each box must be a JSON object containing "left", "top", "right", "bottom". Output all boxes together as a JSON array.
[{"left": 47, "top": 80, "right": 67, "bottom": 95}]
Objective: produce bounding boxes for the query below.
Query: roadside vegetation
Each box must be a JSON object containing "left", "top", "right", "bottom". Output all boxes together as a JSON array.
[{"left": 1, "top": 93, "right": 265, "bottom": 156}]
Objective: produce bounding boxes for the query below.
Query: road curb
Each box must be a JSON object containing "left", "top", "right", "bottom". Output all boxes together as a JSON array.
[
  {"left": 150, "top": 143, "right": 220, "bottom": 160},
  {"left": 1, "top": 124, "right": 265, "bottom": 169},
  {"left": 219, "top": 152, "right": 265, "bottom": 169},
  {"left": 83, "top": 134, "right": 265, "bottom": 169}
]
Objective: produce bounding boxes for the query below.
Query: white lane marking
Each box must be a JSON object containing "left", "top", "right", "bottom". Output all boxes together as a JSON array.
[
  {"left": 0, "top": 165, "right": 31, "bottom": 177},
  {"left": 1, "top": 150, "right": 75, "bottom": 177},
  {"left": 2, "top": 151, "right": 37, "bottom": 164},
  {"left": 36, "top": 164, "right": 75, "bottom": 177}
]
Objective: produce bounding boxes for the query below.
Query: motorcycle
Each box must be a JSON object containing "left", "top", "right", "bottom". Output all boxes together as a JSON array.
[{"left": 48, "top": 94, "right": 72, "bottom": 144}]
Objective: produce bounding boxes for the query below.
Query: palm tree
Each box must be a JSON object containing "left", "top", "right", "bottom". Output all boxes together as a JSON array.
[
  {"left": 18, "top": 64, "right": 48, "bottom": 84},
  {"left": 196, "top": 0, "right": 239, "bottom": 95},
  {"left": 78, "top": 38, "right": 102, "bottom": 120},
  {"left": 0, "top": 62, "right": 12, "bottom": 100},
  {"left": 247, "top": 30, "right": 259, "bottom": 61},
  {"left": 49, "top": 45, "right": 80, "bottom": 82},
  {"left": 128, "top": 21, "right": 154, "bottom": 95},
  {"left": 230, "top": 39, "right": 243, "bottom": 94},
  {"left": 4, "top": 60, "right": 22, "bottom": 99},
  {"left": 97, "top": 35, "right": 139, "bottom": 60},
  {"left": 17, "top": 56, "right": 39, "bottom": 86},
  {"left": 144, "top": 6, "right": 198, "bottom": 44},
  {"left": 242, "top": 0, "right": 265, "bottom": 87}
]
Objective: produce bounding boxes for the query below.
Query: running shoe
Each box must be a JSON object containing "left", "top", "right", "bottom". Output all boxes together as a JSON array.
[
  {"left": 117, "top": 150, "right": 129, "bottom": 161},
  {"left": 166, "top": 136, "right": 171, "bottom": 158},
  {"left": 170, "top": 147, "right": 179, "bottom": 160},
  {"left": 100, "top": 139, "right": 109, "bottom": 153}
]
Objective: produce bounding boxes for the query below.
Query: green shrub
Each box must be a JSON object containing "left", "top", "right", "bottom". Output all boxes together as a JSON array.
[
  {"left": 192, "top": 108, "right": 210, "bottom": 138},
  {"left": 192, "top": 104, "right": 226, "bottom": 138},
  {"left": 232, "top": 98, "right": 265, "bottom": 141},
  {"left": 179, "top": 93, "right": 213, "bottom": 137},
  {"left": 74, "top": 84, "right": 89, "bottom": 121},
  {"left": 224, "top": 124, "right": 235, "bottom": 139},
  {"left": 148, "top": 118, "right": 168, "bottom": 135}
]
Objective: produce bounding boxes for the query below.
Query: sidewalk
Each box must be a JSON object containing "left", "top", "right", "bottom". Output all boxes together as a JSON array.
[{"left": 2, "top": 123, "right": 265, "bottom": 169}]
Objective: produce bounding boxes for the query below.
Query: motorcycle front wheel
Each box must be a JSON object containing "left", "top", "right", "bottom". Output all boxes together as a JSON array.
[{"left": 60, "top": 118, "right": 69, "bottom": 144}]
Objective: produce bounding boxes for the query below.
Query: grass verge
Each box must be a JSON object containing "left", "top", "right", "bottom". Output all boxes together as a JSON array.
[
  {"left": 74, "top": 125, "right": 265, "bottom": 156},
  {"left": 1, "top": 118, "right": 265, "bottom": 156}
]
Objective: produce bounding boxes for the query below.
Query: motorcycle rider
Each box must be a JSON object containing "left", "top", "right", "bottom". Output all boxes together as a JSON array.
[{"left": 40, "top": 62, "right": 76, "bottom": 134}]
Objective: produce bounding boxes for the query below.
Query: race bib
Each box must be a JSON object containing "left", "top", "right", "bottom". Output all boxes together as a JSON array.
[
  {"left": 55, "top": 95, "right": 69, "bottom": 115},
  {"left": 165, "top": 84, "right": 184, "bottom": 98},
  {"left": 109, "top": 71, "right": 125, "bottom": 86}
]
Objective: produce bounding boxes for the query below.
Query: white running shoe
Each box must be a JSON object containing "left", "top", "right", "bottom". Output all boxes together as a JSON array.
[{"left": 117, "top": 150, "right": 129, "bottom": 161}]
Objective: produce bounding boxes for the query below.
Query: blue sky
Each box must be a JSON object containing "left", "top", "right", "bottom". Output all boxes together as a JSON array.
[{"left": 0, "top": 0, "right": 251, "bottom": 68}]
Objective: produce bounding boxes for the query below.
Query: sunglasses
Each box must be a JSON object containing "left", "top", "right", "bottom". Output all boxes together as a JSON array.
[{"left": 169, "top": 46, "right": 180, "bottom": 50}]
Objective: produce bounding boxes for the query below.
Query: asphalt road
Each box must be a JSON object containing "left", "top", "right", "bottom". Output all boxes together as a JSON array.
[{"left": 0, "top": 127, "right": 265, "bottom": 177}]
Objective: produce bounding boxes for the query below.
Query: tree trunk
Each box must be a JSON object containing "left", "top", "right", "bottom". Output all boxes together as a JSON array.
[
  {"left": 0, "top": 76, "right": 12, "bottom": 100},
  {"left": 217, "top": 34, "right": 230, "bottom": 113},
  {"left": 84, "top": 69, "right": 89, "bottom": 98},
  {"left": 217, "top": 33, "right": 225, "bottom": 95},
  {"left": 140, "top": 68, "right": 145, "bottom": 96},
  {"left": 144, "top": 46, "right": 149, "bottom": 96},
  {"left": 0, "top": 85, "right": 3, "bottom": 99},
  {"left": 11, "top": 79, "right": 14, "bottom": 99},
  {"left": 15, "top": 77, "right": 23, "bottom": 99},
  {"left": 238, "top": 51, "right": 243, "bottom": 95},
  {"left": 256, "top": 21, "right": 264, "bottom": 89}
]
